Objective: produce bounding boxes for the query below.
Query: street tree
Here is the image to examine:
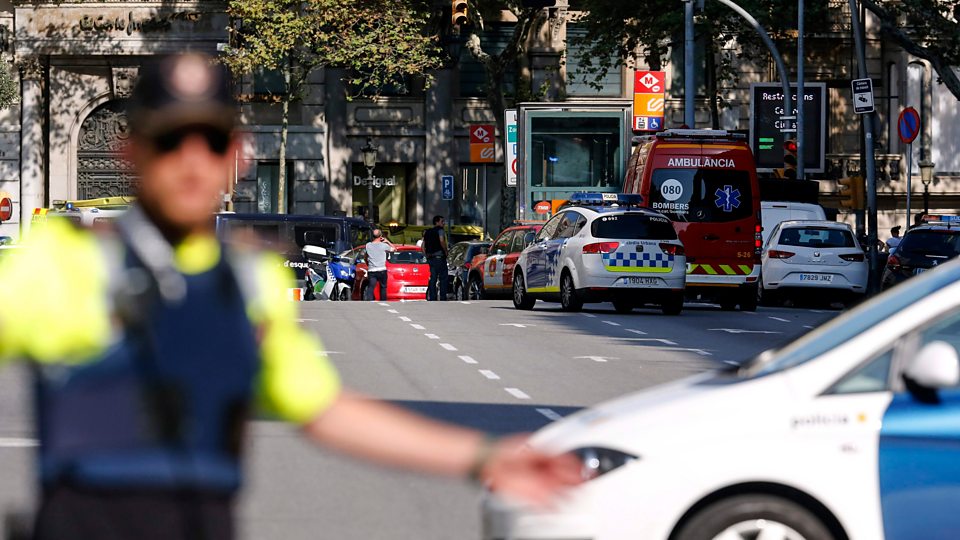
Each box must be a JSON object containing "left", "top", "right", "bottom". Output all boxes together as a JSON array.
[
  {"left": 0, "top": 64, "right": 18, "bottom": 110},
  {"left": 222, "top": 0, "right": 442, "bottom": 213},
  {"left": 460, "top": 1, "right": 558, "bottom": 226},
  {"left": 569, "top": 0, "right": 833, "bottom": 128},
  {"left": 862, "top": 0, "right": 960, "bottom": 101}
]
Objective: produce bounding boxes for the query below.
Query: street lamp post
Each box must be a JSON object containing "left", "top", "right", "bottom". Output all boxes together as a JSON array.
[
  {"left": 361, "top": 137, "right": 378, "bottom": 225},
  {"left": 920, "top": 160, "right": 934, "bottom": 215}
]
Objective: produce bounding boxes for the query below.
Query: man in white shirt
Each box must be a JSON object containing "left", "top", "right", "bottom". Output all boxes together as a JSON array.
[
  {"left": 886, "top": 226, "right": 902, "bottom": 254},
  {"left": 364, "top": 229, "right": 395, "bottom": 300}
]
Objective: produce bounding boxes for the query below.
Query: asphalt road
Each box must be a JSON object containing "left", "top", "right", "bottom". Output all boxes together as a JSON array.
[{"left": 0, "top": 299, "right": 838, "bottom": 539}]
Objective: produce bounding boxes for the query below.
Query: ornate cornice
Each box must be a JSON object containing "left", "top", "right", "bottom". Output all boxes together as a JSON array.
[{"left": 17, "top": 57, "right": 43, "bottom": 80}]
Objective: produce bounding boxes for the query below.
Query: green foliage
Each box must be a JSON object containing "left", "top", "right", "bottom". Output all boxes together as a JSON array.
[
  {"left": 863, "top": 0, "right": 960, "bottom": 100},
  {"left": 222, "top": 0, "right": 443, "bottom": 100},
  {"left": 0, "top": 63, "right": 18, "bottom": 110}
]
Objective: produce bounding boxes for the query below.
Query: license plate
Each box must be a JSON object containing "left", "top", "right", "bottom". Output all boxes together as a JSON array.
[
  {"left": 403, "top": 286, "right": 428, "bottom": 293},
  {"left": 799, "top": 273, "right": 833, "bottom": 283},
  {"left": 621, "top": 276, "right": 660, "bottom": 286}
]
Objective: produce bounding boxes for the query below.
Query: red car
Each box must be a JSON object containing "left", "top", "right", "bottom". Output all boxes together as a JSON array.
[
  {"left": 348, "top": 244, "right": 430, "bottom": 301},
  {"left": 466, "top": 224, "right": 542, "bottom": 299}
]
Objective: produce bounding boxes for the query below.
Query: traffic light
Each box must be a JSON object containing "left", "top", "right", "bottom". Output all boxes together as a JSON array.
[
  {"left": 451, "top": 0, "right": 468, "bottom": 26},
  {"left": 783, "top": 138, "right": 798, "bottom": 179},
  {"left": 838, "top": 176, "right": 865, "bottom": 210}
]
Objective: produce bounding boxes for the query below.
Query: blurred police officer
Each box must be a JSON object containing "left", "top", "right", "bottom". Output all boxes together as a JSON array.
[{"left": 0, "top": 54, "right": 579, "bottom": 540}]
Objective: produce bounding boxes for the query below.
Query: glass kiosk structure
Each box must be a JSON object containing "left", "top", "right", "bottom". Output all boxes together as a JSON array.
[{"left": 516, "top": 102, "right": 633, "bottom": 221}]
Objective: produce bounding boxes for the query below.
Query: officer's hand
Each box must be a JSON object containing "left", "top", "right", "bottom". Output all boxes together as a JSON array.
[{"left": 478, "top": 434, "right": 582, "bottom": 507}]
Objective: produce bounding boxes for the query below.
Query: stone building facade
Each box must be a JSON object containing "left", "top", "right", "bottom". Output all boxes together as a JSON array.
[{"left": 0, "top": 0, "right": 957, "bottom": 241}]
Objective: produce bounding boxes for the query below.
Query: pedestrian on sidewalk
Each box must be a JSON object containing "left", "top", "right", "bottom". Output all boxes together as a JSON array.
[
  {"left": 422, "top": 215, "right": 449, "bottom": 301},
  {"left": 364, "top": 228, "right": 395, "bottom": 301},
  {"left": 0, "top": 53, "right": 580, "bottom": 540},
  {"left": 885, "top": 226, "right": 902, "bottom": 254}
]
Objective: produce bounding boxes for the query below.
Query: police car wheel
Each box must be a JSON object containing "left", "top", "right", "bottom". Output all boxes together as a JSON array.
[
  {"left": 674, "top": 494, "right": 833, "bottom": 540},
  {"left": 559, "top": 272, "right": 583, "bottom": 312},
  {"left": 338, "top": 287, "right": 351, "bottom": 301},
  {"left": 513, "top": 272, "right": 535, "bottom": 310}
]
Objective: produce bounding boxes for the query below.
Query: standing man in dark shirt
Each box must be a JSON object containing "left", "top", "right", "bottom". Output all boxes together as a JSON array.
[{"left": 422, "top": 215, "right": 448, "bottom": 301}]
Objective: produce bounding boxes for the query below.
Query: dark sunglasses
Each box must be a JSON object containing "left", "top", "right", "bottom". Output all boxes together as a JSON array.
[{"left": 151, "top": 126, "right": 231, "bottom": 155}]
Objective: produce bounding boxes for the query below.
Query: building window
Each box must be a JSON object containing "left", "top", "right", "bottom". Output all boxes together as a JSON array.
[
  {"left": 565, "top": 24, "right": 623, "bottom": 97},
  {"left": 459, "top": 23, "right": 517, "bottom": 98},
  {"left": 256, "top": 161, "right": 294, "bottom": 214},
  {"left": 254, "top": 67, "right": 287, "bottom": 96}
]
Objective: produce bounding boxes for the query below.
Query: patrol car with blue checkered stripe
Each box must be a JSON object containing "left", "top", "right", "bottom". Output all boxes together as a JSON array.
[{"left": 512, "top": 193, "right": 686, "bottom": 314}]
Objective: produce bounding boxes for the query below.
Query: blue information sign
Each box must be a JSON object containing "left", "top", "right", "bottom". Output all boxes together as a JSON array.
[{"left": 441, "top": 175, "right": 454, "bottom": 201}]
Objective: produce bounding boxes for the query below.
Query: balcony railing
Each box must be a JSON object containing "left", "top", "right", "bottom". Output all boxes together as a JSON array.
[{"left": 824, "top": 153, "right": 902, "bottom": 186}]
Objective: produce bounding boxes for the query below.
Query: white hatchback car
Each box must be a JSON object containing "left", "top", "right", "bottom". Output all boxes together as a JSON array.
[
  {"left": 760, "top": 220, "right": 868, "bottom": 306},
  {"left": 484, "top": 258, "right": 960, "bottom": 540},
  {"left": 511, "top": 193, "right": 686, "bottom": 315}
]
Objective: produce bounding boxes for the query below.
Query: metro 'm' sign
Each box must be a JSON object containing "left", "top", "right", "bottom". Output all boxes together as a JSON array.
[{"left": 633, "top": 71, "right": 666, "bottom": 132}]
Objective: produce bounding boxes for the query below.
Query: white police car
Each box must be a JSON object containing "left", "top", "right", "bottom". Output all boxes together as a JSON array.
[
  {"left": 511, "top": 194, "right": 686, "bottom": 315},
  {"left": 485, "top": 256, "right": 960, "bottom": 540}
]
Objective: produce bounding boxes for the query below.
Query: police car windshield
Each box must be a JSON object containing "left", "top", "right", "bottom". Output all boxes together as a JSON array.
[
  {"left": 742, "top": 260, "right": 960, "bottom": 377},
  {"left": 899, "top": 229, "right": 960, "bottom": 257},
  {"left": 591, "top": 214, "right": 677, "bottom": 240},
  {"left": 650, "top": 169, "right": 752, "bottom": 223}
]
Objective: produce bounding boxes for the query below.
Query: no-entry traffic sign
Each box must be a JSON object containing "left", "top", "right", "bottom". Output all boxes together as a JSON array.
[
  {"left": 0, "top": 197, "right": 11, "bottom": 221},
  {"left": 898, "top": 107, "right": 920, "bottom": 144}
]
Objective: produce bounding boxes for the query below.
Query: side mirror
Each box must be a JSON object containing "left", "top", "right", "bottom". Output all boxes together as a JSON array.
[{"left": 905, "top": 341, "right": 960, "bottom": 390}]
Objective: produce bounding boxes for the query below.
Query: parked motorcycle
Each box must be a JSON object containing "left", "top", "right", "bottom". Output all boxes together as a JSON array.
[{"left": 302, "top": 245, "right": 352, "bottom": 301}]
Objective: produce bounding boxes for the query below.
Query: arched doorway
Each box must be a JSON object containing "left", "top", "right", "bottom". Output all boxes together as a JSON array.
[{"left": 76, "top": 100, "right": 137, "bottom": 199}]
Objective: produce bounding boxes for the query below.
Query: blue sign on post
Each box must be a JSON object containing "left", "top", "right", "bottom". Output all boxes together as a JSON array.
[{"left": 441, "top": 175, "right": 454, "bottom": 201}]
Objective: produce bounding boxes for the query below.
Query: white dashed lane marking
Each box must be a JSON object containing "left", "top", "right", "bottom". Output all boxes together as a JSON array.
[
  {"left": 602, "top": 320, "right": 621, "bottom": 327},
  {"left": 378, "top": 303, "right": 390, "bottom": 307},
  {"left": 536, "top": 408, "right": 563, "bottom": 422},
  {"left": 629, "top": 338, "right": 678, "bottom": 346},
  {"left": 399, "top": 316, "right": 411, "bottom": 322},
  {"left": 627, "top": 329, "right": 647, "bottom": 335},
  {"left": 769, "top": 316, "right": 790, "bottom": 322},
  {"left": 425, "top": 333, "right": 440, "bottom": 340},
  {"left": 459, "top": 355, "right": 478, "bottom": 364},
  {"left": 440, "top": 343, "right": 458, "bottom": 351},
  {"left": 479, "top": 370, "right": 500, "bottom": 380},
  {"left": 387, "top": 309, "right": 399, "bottom": 314},
  {"left": 803, "top": 325, "right": 815, "bottom": 329},
  {"left": 317, "top": 350, "right": 344, "bottom": 355},
  {"left": 499, "top": 323, "right": 535, "bottom": 328},
  {"left": 581, "top": 313, "right": 597, "bottom": 318},
  {"left": 411, "top": 324, "right": 425, "bottom": 330},
  {"left": 504, "top": 388, "right": 531, "bottom": 400},
  {"left": 574, "top": 355, "right": 617, "bottom": 363}
]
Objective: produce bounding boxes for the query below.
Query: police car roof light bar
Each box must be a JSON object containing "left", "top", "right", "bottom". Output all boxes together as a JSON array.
[{"left": 564, "top": 193, "right": 644, "bottom": 209}]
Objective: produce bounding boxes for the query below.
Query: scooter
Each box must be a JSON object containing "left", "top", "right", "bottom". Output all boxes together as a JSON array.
[
  {"left": 302, "top": 245, "right": 352, "bottom": 301},
  {"left": 327, "top": 254, "right": 356, "bottom": 301}
]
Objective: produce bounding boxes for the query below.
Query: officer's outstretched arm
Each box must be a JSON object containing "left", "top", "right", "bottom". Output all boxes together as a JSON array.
[{"left": 303, "top": 392, "right": 582, "bottom": 507}]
